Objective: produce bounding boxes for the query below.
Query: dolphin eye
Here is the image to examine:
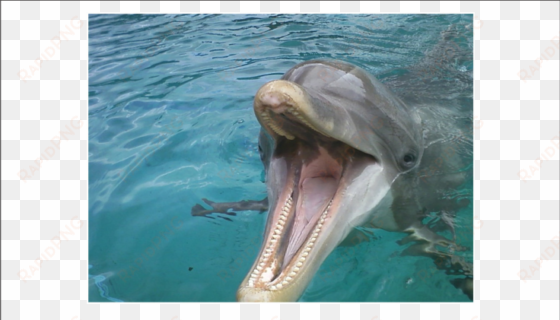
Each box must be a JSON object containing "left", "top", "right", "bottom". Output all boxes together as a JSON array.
[{"left": 403, "top": 153, "right": 416, "bottom": 166}]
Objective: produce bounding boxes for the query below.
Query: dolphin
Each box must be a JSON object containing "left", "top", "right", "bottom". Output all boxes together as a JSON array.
[
  {"left": 229, "top": 59, "right": 471, "bottom": 302},
  {"left": 193, "top": 58, "right": 473, "bottom": 302}
]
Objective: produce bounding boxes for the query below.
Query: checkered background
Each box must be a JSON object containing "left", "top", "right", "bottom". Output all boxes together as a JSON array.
[{"left": 1, "top": 1, "right": 559, "bottom": 319}]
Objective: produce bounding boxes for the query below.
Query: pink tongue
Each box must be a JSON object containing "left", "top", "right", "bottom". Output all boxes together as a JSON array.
[
  {"left": 301, "top": 177, "right": 337, "bottom": 221},
  {"left": 284, "top": 177, "right": 337, "bottom": 265}
]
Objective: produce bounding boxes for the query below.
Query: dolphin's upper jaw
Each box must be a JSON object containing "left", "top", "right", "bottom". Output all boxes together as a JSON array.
[{"left": 254, "top": 80, "right": 329, "bottom": 142}]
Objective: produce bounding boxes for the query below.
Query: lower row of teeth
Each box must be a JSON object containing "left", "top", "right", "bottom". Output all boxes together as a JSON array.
[
  {"left": 248, "top": 195, "right": 293, "bottom": 287},
  {"left": 267, "top": 200, "right": 332, "bottom": 291}
]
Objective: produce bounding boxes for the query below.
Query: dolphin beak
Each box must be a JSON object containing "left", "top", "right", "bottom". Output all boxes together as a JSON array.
[{"left": 253, "top": 80, "right": 328, "bottom": 141}]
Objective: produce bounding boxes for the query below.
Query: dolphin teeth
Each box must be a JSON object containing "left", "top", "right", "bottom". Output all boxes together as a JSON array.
[
  {"left": 296, "top": 262, "right": 303, "bottom": 267},
  {"left": 282, "top": 280, "right": 288, "bottom": 285},
  {"left": 270, "top": 285, "right": 277, "bottom": 290},
  {"left": 274, "top": 229, "right": 281, "bottom": 235},
  {"left": 293, "top": 267, "right": 300, "bottom": 272},
  {"left": 289, "top": 272, "right": 296, "bottom": 277},
  {"left": 287, "top": 107, "right": 322, "bottom": 133},
  {"left": 276, "top": 283, "right": 283, "bottom": 289},
  {"left": 260, "top": 109, "right": 296, "bottom": 139},
  {"left": 302, "top": 252, "right": 308, "bottom": 257}
]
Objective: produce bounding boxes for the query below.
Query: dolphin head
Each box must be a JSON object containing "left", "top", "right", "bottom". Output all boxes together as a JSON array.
[{"left": 237, "top": 60, "right": 424, "bottom": 302}]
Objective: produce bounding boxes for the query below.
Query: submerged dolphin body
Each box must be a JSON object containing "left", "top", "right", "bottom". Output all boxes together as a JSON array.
[{"left": 231, "top": 59, "right": 471, "bottom": 302}]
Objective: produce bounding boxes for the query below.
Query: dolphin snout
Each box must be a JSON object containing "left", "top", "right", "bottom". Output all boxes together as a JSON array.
[{"left": 260, "top": 92, "right": 288, "bottom": 113}]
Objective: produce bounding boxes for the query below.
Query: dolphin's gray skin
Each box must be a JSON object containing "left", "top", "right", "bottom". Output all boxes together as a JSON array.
[{"left": 193, "top": 59, "right": 472, "bottom": 302}]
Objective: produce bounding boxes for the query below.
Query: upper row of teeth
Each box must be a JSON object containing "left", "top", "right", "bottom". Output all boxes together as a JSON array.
[
  {"left": 260, "top": 112, "right": 295, "bottom": 140},
  {"left": 267, "top": 200, "right": 331, "bottom": 291},
  {"left": 286, "top": 107, "right": 321, "bottom": 134},
  {"left": 248, "top": 195, "right": 293, "bottom": 287},
  {"left": 260, "top": 107, "right": 321, "bottom": 140}
]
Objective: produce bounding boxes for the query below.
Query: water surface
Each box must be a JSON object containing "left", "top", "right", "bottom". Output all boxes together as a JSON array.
[{"left": 88, "top": 14, "right": 473, "bottom": 302}]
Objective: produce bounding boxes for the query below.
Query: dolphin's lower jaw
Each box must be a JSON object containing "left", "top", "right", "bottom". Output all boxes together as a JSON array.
[{"left": 236, "top": 145, "right": 346, "bottom": 302}]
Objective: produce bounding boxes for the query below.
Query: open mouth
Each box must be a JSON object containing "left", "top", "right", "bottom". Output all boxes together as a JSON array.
[
  {"left": 237, "top": 81, "right": 377, "bottom": 300},
  {"left": 246, "top": 141, "right": 345, "bottom": 292}
]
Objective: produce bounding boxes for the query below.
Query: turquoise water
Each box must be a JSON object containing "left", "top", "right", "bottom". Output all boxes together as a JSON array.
[{"left": 88, "top": 14, "right": 473, "bottom": 302}]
